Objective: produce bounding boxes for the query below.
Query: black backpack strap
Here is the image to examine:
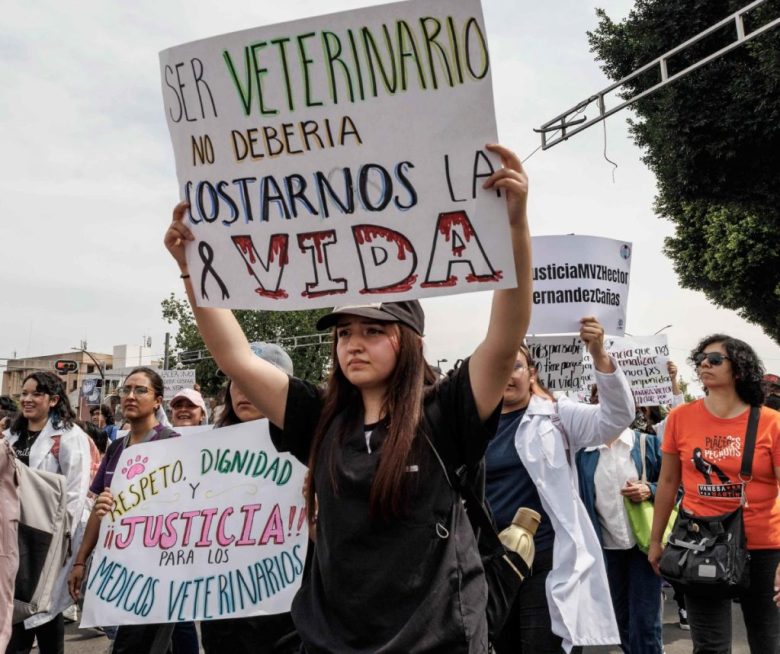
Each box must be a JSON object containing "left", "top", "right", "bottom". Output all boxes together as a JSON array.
[
  {"left": 424, "top": 434, "right": 529, "bottom": 577},
  {"left": 740, "top": 406, "right": 761, "bottom": 480}
]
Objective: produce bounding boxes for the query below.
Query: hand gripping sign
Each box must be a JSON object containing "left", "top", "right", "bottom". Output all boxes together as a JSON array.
[
  {"left": 81, "top": 420, "right": 308, "bottom": 626},
  {"left": 159, "top": 0, "right": 517, "bottom": 310}
]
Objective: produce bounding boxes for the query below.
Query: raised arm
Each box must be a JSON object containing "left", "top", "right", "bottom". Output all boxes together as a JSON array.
[
  {"left": 469, "top": 144, "right": 532, "bottom": 420},
  {"left": 668, "top": 361, "right": 685, "bottom": 407},
  {"left": 557, "top": 317, "right": 635, "bottom": 449},
  {"left": 164, "top": 203, "right": 289, "bottom": 427}
]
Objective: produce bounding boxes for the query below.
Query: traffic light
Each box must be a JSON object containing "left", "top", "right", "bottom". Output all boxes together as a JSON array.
[{"left": 54, "top": 360, "right": 78, "bottom": 375}]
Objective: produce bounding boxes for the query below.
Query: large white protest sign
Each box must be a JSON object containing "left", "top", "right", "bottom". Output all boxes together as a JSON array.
[
  {"left": 527, "top": 333, "right": 673, "bottom": 405},
  {"left": 525, "top": 335, "right": 585, "bottom": 393},
  {"left": 160, "top": 0, "right": 516, "bottom": 310},
  {"left": 580, "top": 335, "right": 673, "bottom": 406},
  {"left": 161, "top": 369, "right": 197, "bottom": 400},
  {"left": 529, "top": 235, "right": 632, "bottom": 336},
  {"left": 81, "top": 420, "right": 308, "bottom": 627}
]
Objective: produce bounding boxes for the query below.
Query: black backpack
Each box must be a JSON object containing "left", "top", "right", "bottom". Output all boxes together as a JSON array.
[{"left": 426, "top": 436, "right": 529, "bottom": 643}]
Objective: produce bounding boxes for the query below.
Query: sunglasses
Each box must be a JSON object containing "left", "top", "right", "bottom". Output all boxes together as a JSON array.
[{"left": 694, "top": 352, "right": 730, "bottom": 367}]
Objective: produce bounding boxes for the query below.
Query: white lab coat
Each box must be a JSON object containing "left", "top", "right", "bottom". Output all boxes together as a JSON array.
[
  {"left": 513, "top": 360, "right": 635, "bottom": 652},
  {"left": 5, "top": 419, "right": 93, "bottom": 629}
]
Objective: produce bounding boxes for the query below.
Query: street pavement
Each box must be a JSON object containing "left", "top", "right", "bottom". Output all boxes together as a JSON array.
[
  {"left": 589, "top": 589, "right": 749, "bottom": 654},
  {"left": 60, "top": 592, "right": 749, "bottom": 653}
]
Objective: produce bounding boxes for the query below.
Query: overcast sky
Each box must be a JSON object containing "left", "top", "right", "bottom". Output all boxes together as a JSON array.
[{"left": 2, "top": 0, "right": 778, "bottom": 392}]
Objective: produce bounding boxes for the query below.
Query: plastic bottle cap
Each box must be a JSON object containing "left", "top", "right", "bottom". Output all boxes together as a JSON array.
[{"left": 512, "top": 507, "right": 542, "bottom": 535}]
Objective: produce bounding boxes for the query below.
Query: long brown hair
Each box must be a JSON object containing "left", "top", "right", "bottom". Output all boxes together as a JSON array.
[{"left": 304, "top": 323, "right": 435, "bottom": 523}]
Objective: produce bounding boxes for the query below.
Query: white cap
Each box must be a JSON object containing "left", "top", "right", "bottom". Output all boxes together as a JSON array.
[{"left": 169, "top": 388, "right": 209, "bottom": 421}]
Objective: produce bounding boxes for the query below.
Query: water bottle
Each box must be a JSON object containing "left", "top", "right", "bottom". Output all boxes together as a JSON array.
[{"left": 498, "top": 507, "right": 541, "bottom": 573}]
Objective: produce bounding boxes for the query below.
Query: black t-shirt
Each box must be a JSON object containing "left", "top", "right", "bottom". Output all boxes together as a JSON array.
[
  {"left": 12, "top": 428, "right": 41, "bottom": 466},
  {"left": 485, "top": 409, "right": 555, "bottom": 552},
  {"left": 269, "top": 358, "right": 500, "bottom": 654}
]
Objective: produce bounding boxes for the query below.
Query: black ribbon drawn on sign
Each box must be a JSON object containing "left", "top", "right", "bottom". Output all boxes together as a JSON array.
[{"left": 198, "top": 241, "right": 230, "bottom": 300}]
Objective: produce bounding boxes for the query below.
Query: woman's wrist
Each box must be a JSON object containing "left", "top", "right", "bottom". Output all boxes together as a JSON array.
[{"left": 591, "top": 351, "right": 614, "bottom": 373}]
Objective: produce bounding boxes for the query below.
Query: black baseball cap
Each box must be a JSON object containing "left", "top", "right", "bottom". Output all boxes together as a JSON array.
[{"left": 316, "top": 301, "right": 425, "bottom": 336}]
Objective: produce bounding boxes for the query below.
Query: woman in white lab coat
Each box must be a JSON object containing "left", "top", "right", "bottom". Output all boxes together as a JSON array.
[
  {"left": 4, "top": 371, "right": 93, "bottom": 654},
  {"left": 485, "top": 318, "right": 635, "bottom": 653}
]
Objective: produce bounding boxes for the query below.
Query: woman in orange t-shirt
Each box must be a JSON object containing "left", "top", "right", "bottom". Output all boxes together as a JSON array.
[{"left": 648, "top": 334, "right": 780, "bottom": 653}]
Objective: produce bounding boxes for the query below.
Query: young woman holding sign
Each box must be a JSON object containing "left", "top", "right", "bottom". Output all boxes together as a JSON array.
[
  {"left": 485, "top": 327, "right": 635, "bottom": 654},
  {"left": 67, "top": 367, "right": 180, "bottom": 654},
  {"left": 164, "top": 143, "right": 531, "bottom": 653}
]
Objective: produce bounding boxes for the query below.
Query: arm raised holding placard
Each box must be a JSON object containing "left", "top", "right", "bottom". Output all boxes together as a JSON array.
[
  {"left": 165, "top": 206, "right": 291, "bottom": 428},
  {"left": 468, "top": 143, "right": 531, "bottom": 419},
  {"left": 164, "top": 143, "right": 531, "bottom": 653},
  {"left": 163, "top": 143, "right": 532, "bottom": 426}
]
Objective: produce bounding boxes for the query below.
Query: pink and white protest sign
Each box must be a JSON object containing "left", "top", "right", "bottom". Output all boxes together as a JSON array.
[{"left": 81, "top": 420, "right": 308, "bottom": 626}]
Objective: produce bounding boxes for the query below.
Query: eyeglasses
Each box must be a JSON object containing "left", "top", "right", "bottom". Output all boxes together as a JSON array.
[
  {"left": 694, "top": 352, "right": 730, "bottom": 367},
  {"left": 119, "top": 385, "right": 151, "bottom": 397},
  {"left": 20, "top": 391, "right": 47, "bottom": 400},
  {"left": 513, "top": 362, "right": 529, "bottom": 371}
]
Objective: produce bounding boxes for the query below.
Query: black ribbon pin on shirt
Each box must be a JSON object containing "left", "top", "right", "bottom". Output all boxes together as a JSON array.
[{"left": 198, "top": 241, "right": 230, "bottom": 300}]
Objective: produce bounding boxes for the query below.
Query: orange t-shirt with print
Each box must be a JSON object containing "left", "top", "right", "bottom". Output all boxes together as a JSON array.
[{"left": 662, "top": 401, "right": 780, "bottom": 550}]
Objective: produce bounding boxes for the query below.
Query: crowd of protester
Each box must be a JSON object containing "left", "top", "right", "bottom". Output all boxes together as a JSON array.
[{"left": 1, "top": 146, "right": 779, "bottom": 654}]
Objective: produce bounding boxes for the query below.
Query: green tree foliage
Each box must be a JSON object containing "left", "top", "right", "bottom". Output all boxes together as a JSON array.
[
  {"left": 588, "top": 0, "right": 780, "bottom": 342},
  {"left": 677, "top": 376, "right": 696, "bottom": 403},
  {"left": 161, "top": 294, "right": 332, "bottom": 397}
]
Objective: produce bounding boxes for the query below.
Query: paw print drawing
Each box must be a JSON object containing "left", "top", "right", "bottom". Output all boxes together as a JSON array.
[{"left": 121, "top": 455, "right": 148, "bottom": 480}]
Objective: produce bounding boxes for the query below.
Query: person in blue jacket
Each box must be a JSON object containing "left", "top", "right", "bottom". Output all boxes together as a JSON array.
[{"left": 577, "top": 424, "right": 664, "bottom": 654}]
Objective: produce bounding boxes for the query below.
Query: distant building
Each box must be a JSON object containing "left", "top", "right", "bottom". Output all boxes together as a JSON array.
[
  {"left": 2, "top": 350, "right": 113, "bottom": 416},
  {"left": 112, "top": 344, "right": 154, "bottom": 369},
  {"left": 2, "top": 344, "right": 158, "bottom": 419}
]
